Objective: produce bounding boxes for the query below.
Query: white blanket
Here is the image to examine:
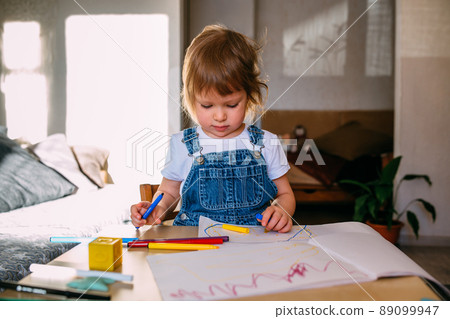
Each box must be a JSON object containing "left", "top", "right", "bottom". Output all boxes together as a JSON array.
[{"left": 0, "top": 183, "right": 140, "bottom": 238}]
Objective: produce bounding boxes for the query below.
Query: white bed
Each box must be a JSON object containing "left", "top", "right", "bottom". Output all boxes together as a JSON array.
[
  {"left": 0, "top": 128, "right": 140, "bottom": 281},
  {"left": 0, "top": 183, "right": 140, "bottom": 281}
]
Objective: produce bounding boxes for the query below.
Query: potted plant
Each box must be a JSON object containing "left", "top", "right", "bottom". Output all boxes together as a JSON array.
[{"left": 339, "top": 156, "right": 436, "bottom": 243}]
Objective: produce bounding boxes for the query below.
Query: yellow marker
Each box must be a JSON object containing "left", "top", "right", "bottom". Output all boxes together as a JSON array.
[
  {"left": 147, "top": 243, "right": 219, "bottom": 250},
  {"left": 222, "top": 224, "right": 250, "bottom": 234}
]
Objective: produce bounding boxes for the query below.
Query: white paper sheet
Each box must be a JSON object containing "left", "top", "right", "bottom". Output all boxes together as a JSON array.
[
  {"left": 312, "top": 232, "right": 433, "bottom": 280},
  {"left": 147, "top": 217, "right": 448, "bottom": 300},
  {"left": 147, "top": 241, "right": 370, "bottom": 300}
]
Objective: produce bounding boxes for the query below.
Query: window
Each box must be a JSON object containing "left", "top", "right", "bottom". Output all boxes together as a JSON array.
[
  {"left": 1, "top": 21, "right": 47, "bottom": 143},
  {"left": 65, "top": 14, "right": 169, "bottom": 184}
]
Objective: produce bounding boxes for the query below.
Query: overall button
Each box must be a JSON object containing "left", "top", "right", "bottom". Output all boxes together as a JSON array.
[
  {"left": 196, "top": 156, "right": 205, "bottom": 164},
  {"left": 180, "top": 213, "right": 188, "bottom": 220}
]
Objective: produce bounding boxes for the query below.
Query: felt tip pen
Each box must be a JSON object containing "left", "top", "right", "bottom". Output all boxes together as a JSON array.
[
  {"left": 127, "top": 236, "right": 229, "bottom": 247},
  {"left": 50, "top": 237, "right": 138, "bottom": 244},
  {"left": 222, "top": 224, "right": 250, "bottom": 234},
  {"left": 256, "top": 213, "right": 271, "bottom": 232},
  {"left": 29, "top": 264, "right": 133, "bottom": 282},
  {"left": 136, "top": 193, "right": 164, "bottom": 230},
  {"left": 147, "top": 243, "right": 219, "bottom": 250},
  {"left": 0, "top": 280, "right": 110, "bottom": 300},
  {"left": 257, "top": 213, "right": 273, "bottom": 223},
  {"left": 128, "top": 238, "right": 223, "bottom": 247}
]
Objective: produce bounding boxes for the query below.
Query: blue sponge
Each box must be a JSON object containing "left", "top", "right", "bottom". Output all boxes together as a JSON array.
[{"left": 67, "top": 277, "right": 115, "bottom": 292}]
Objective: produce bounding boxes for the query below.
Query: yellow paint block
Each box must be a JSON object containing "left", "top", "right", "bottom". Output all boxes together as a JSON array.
[{"left": 89, "top": 237, "right": 122, "bottom": 271}]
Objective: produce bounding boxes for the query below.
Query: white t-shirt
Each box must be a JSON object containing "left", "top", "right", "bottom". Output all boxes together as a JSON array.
[{"left": 161, "top": 125, "right": 290, "bottom": 191}]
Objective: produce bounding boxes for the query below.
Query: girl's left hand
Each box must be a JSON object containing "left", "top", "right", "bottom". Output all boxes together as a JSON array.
[{"left": 258, "top": 206, "right": 293, "bottom": 233}]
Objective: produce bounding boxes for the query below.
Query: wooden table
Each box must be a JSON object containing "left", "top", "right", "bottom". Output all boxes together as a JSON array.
[{"left": 0, "top": 225, "right": 443, "bottom": 301}]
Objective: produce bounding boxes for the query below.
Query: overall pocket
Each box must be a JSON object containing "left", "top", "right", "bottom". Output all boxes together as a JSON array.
[{"left": 199, "top": 165, "right": 264, "bottom": 210}]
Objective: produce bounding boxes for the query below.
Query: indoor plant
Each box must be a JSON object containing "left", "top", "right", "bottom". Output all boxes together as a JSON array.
[{"left": 339, "top": 156, "right": 436, "bottom": 243}]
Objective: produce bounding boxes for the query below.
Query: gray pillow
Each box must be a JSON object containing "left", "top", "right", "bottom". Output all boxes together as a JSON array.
[
  {"left": 0, "top": 134, "right": 76, "bottom": 212},
  {"left": 314, "top": 121, "right": 393, "bottom": 161},
  {"left": 28, "top": 134, "right": 98, "bottom": 192}
]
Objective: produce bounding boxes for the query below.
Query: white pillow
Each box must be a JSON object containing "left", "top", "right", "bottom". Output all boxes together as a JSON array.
[{"left": 29, "top": 134, "right": 98, "bottom": 193}]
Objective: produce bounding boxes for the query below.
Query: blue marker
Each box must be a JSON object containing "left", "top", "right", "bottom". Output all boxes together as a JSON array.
[
  {"left": 256, "top": 213, "right": 272, "bottom": 225},
  {"left": 256, "top": 213, "right": 271, "bottom": 232},
  {"left": 136, "top": 193, "right": 164, "bottom": 230},
  {"left": 50, "top": 237, "right": 138, "bottom": 243}
]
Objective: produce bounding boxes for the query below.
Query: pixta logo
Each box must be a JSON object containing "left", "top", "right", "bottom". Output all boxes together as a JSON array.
[
  {"left": 294, "top": 139, "right": 325, "bottom": 165},
  {"left": 126, "top": 128, "right": 171, "bottom": 176}
]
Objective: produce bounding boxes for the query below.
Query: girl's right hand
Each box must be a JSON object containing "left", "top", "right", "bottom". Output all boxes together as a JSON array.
[{"left": 130, "top": 201, "right": 165, "bottom": 227}]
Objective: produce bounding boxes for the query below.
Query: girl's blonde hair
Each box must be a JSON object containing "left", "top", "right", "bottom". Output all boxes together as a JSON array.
[{"left": 182, "top": 25, "right": 267, "bottom": 123}]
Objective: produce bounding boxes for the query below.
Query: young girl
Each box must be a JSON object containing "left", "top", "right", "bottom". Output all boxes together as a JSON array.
[{"left": 130, "top": 25, "right": 295, "bottom": 232}]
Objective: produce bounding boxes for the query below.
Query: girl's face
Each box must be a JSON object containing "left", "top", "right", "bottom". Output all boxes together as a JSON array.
[{"left": 194, "top": 89, "right": 247, "bottom": 139}]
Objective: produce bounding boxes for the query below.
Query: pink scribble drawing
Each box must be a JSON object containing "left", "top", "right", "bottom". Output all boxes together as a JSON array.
[{"left": 169, "top": 260, "right": 366, "bottom": 300}]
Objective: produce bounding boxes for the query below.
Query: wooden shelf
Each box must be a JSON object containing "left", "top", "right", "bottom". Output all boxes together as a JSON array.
[{"left": 291, "top": 183, "right": 354, "bottom": 204}]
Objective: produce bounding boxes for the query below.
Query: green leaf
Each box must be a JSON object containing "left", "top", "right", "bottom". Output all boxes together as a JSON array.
[
  {"left": 417, "top": 199, "right": 436, "bottom": 221},
  {"left": 386, "top": 217, "right": 392, "bottom": 230},
  {"left": 366, "top": 180, "right": 380, "bottom": 186},
  {"left": 407, "top": 211, "right": 420, "bottom": 239},
  {"left": 339, "top": 180, "right": 372, "bottom": 194},
  {"left": 367, "top": 197, "right": 379, "bottom": 221},
  {"left": 402, "top": 174, "right": 432, "bottom": 186},
  {"left": 374, "top": 184, "right": 393, "bottom": 206},
  {"left": 381, "top": 156, "right": 402, "bottom": 184},
  {"left": 383, "top": 208, "right": 395, "bottom": 230},
  {"left": 354, "top": 194, "right": 370, "bottom": 222}
]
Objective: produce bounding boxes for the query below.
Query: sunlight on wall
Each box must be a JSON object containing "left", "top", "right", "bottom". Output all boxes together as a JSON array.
[
  {"left": 1, "top": 21, "right": 47, "bottom": 143},
  {"left": 3, "top": 21, "right": 41, "bottom": 69},
  {"left": 65, "top": 14, "right": 169, "bottom": 185},
  {"left": 281, "top": 0, "right": 393, "bottom": 78},
  {"left": 283, "top": 0, "right": 348, "bottom": 77},
  {"left": 3, "top": 74, "right": 47, "bottom": 142},
  {"left": 365, "top": 0, "right": 393, "bottom": 76}
]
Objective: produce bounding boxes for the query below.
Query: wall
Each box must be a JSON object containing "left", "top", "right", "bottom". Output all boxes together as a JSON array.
[
  {"left": 188, "top": 0, "right": 394, "bottom": 112},
  {"left": 395, "top": 0, "right": 450, "bottom": 245},
  {"left": 51, "top": 0, "right": 183, "bottom": 136},
  {"left": 57, "top": 0, "right": 184, "bottom": 185},
  {"left": 257, "top": 0, "right": 394, "bottom": 111},
  {"left": 0, "top": 0, "right": 183, "bottom": 136},
  {"left": 189, "top": 0, "right": 255, "bottom": 40},
  {"left": 0, "top": 0, "right": 184, "bottom": 185}
]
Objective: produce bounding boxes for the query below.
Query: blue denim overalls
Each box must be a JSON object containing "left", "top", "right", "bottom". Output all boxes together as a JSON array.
[{"left": 173, "top": 125, "right": 278, "bottom": 226}]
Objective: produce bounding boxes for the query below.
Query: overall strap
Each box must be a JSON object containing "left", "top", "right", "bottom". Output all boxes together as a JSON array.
[
  {"left": 182, "top": 127, "right": 201, "bottom": 155},
  {"left": 247, "top": 125, "right": 265, "bottom": 147}
]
